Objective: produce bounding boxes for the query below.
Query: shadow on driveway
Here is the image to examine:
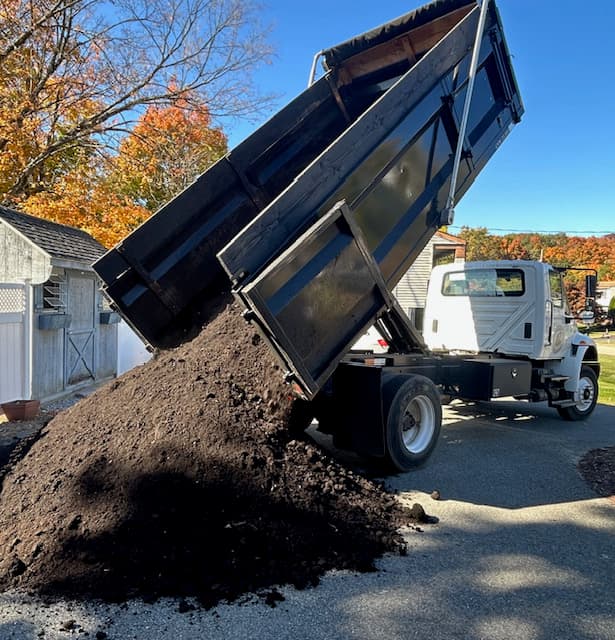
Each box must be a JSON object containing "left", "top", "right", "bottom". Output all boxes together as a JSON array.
[{"left": 386, "top": 400, "right": 615, "bottom": 508}]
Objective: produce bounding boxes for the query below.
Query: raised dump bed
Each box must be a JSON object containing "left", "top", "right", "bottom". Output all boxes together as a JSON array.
[{"left": 94, "top": 0, "right": 523, "bottom": 398}]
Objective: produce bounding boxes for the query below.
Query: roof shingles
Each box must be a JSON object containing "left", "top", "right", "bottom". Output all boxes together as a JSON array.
[{"left": 0, "top": 205, "right": 105, "bottom": 265}]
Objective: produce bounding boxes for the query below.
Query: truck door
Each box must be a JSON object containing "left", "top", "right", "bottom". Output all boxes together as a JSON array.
[{"left": 546, "top": 269, "right": 576, "bottom": 357}]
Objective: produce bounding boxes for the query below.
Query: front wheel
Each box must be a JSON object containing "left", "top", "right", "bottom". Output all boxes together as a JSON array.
[
  {"left": 383, "top": 375, "right": 442, "bottom": 472},
  {"left": 557, "top": 365, "right": 598, "bottom": 421}
]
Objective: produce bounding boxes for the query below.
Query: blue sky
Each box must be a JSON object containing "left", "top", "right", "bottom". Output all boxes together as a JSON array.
[{"left": 226, "top": 0, "right": 614, "bottom": 237}]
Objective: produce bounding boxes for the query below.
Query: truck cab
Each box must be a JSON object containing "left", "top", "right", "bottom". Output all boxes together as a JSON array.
[
  {"left": 423, "top": 260, "right": 580, "bottom": 360},
  {"left": 421, "top": 260, "right": 600, "bottom": 420}
]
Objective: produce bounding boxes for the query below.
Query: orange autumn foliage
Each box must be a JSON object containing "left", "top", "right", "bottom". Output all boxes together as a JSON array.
[
  {"left": 111, "top": 98, "right": 227, "bottom": 215},
  {"left": 17, "top": 98, "right": 227, "bottom": 248},
  {"left": 2, "top": 0, "right": 268, "bottom": 213},
  {"left": 459, "top": 227, "right": 615, "bottom": 279},
  {"left": 20, "top": 161, "right": 150, "bottom": 249},
  {"left": 458, "top": 227, "right": 615, "bottom": 313}
]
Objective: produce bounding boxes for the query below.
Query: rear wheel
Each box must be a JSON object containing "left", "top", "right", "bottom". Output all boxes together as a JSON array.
[
  {"left": 557, "top": 365, "right": 598, "bottom": 421},
  {"left": 383, "top": 375, "right": 441, "bottom": 472}
]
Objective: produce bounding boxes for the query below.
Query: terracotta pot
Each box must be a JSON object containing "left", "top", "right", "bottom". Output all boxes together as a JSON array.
[{"left": 1, "top": 400, "right": 40, "bottom": 421}]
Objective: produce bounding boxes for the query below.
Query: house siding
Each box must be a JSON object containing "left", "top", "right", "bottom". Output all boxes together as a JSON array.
[
  {"left": 393, "top": 239, "right": 434, "bottom": 315},
  {"left": 596, "top": 284, "right": 615, "bottom": 311},
  {"left": 30, "top": 270, "right": 117, "bottom": 401}
]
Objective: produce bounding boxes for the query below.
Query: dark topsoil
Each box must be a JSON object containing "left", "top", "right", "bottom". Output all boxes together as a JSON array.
[
  {"left": 578, "top": 447, "right": 615, "bottom": 498},
  {"left": 0, "top": 294, "right": 415, "bottom": 608}
]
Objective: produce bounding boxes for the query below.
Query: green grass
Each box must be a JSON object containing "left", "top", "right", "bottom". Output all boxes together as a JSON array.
[{"left": 599, "top": 353, "right": 615, "bottom": 406}]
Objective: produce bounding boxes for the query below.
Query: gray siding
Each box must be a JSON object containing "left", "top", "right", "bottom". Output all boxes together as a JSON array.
[
  {"left": 393, "top": 238, "right": 434, "bottom": 314},
  {"left": 2, "top": 214, "right": 118, "bottom": 402}
]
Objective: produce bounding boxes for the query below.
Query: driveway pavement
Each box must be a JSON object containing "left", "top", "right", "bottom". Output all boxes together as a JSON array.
[{"left": 0, "top": 399, "right": 614, "bottom": 639}]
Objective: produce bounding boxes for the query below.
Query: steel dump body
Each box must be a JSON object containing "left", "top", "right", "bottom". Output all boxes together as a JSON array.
[{"left": 94, "top": 0, "right": 523, "bottom": 398}]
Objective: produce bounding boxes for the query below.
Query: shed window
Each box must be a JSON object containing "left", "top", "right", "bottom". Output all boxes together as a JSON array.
[{"left": 41, "top": 273, "right": 67, "bottom": 311}]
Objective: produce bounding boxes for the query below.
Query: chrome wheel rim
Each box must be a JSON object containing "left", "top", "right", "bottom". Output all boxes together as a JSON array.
[
  {"left": 401, "top": 394, "right": 436, "bottom": 454},
  {"left": 576, "top": 375, "right": 595, "bottom": 413}
]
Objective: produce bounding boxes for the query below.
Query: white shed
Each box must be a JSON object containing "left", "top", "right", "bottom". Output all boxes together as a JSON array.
[{"left": 0, "top": 206, "right": 121, "bottom": 404}]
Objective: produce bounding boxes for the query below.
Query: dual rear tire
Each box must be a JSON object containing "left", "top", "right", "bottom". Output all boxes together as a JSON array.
[{"left": 382, "top": 374, "right": 442, "bottom": 472}]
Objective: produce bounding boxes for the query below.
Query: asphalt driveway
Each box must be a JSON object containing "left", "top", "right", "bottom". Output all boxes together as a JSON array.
[{"left": 1, "top": 399, "right": 614, "bottom": 639}]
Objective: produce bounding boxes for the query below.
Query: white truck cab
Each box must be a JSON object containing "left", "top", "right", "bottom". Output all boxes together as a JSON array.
[
  {"left": 424, "top": 261, "right": 579, "bottom": 359},
  {"left": 423, "top": 260, "right": 600, "bottom": 419}
]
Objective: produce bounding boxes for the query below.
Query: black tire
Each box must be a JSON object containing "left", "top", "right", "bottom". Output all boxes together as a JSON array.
[
  {"left": 382, "top": 374, "right": 442, "bottom": 472},
  {"left": 557, "top": 365, "right": 598, "bottom": 421},
  {"left": 287, "top": 399, "right": 315, "bottom": 436}
]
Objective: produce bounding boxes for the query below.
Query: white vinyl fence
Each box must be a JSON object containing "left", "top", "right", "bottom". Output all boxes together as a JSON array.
[{"left": 0, "top": 284, "right": 26, "bottom": 404}]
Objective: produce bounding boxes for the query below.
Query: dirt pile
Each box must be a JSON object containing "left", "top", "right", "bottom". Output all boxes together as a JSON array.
[
  {"left": 0, "top": 295, "right": 412, "bottom": 606},
  {"left": 578, "top": 447, "right": 615, "bottom": 498}
]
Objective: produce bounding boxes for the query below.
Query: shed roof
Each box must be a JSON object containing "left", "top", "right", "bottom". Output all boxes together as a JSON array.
[{"left": 0, "top": 205, "right": 105, "bottom": 265}]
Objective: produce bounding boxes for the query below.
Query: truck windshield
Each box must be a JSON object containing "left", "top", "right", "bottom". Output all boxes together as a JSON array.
[{"left": 442, "top": 269, "right": 525, "bottom": 297}]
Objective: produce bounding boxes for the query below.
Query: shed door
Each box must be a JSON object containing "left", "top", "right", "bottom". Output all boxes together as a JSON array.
[
  {"left": 0, "top": 284, "right": 26, "bottom": 403},
  {"left": 65, "top": 276, "right": 96, "bottom": 386}
]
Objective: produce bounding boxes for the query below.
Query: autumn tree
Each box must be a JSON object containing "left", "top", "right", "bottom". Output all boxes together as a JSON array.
[
  {"left": 457, "top": 227, "right": 615, "bottom": 280},
  {"left": 455, "top": 227, "right": 615, "bottom": 315},
  {"left": 22, "top": 94, "right": 228, "bottom": 246},
  {"left": 110, "top": 94, "right": 227, "bottom": 214},
  {"left": 565, "top": 282, "right": 585, "bottom": 316},
  {"left": 0, "top": 0, "right": 273, "bottom": 207},
  {"left": 498, "top": 235, "right": 530, "bottom": 261},
  {"left": 22, "top": 152, "right": 151, "bottom": 248},
  {"left": 457, "top": 227, "right": 501, "bottom": 261}
]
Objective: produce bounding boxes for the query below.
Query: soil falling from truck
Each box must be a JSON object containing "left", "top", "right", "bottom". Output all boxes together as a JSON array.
[{"left": 0, "top": 295, "right": 411, "bottom": 606}]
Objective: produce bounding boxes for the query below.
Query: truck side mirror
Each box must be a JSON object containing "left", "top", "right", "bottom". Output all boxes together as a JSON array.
[{"left": 585, "top": 274, "right": 597, "bottom": 298}]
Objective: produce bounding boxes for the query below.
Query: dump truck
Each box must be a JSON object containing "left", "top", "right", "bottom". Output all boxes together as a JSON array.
[{"left": 94, "top": 0, "right": 599, "bottom": 472}]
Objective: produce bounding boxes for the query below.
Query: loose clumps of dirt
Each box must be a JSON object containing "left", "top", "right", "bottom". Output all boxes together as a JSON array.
[
  {"left": 0, "top": 294, "right": 414, "bottom": 607},
  {"left": 578, "top": 447, "right": 615, "bottom": 498}
]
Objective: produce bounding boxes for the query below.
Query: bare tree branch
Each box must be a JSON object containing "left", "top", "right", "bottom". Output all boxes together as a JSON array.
[
  {"left": 0, "top": 0, "right": 86, "bottom": 63},
  {"left": 0, "top": 0, "right": 275, "bottom": 201}
]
